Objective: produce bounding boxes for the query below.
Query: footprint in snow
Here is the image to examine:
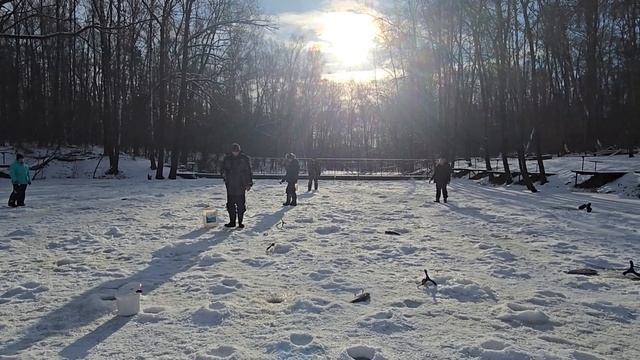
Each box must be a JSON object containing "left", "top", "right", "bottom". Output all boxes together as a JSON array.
[
  {"left": 290, "top": 333, "right": 313, "bottom": 346},
  {"left": 315, "top": 225, "right": 341, "bottom": 235},
  {"left": 338, "top": 345, "right": 385, "bottom": 360}
]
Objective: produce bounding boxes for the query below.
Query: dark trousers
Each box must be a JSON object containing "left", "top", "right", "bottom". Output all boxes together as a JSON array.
[
  {"left": 436, "top": 183, "right": 448, "bottom": 202},
  {"left": 285, "top": 182, "right": 297, "bottom": 204},
  {"left": 8, "top": 184, "right": 27, "bottom": 206},
  {"left": 307, "top": 177, "right": 318, "bottom": 191},
  {"left": 226, "top": 193, "right": 246, "bottom": 224}
]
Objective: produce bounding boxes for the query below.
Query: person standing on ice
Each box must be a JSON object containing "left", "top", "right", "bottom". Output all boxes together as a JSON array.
[
  {"left": 281, "top": 153, "right": 299, "bottom": 206},
  {"left": 8, "top": 153, "right": 31, "bottom": 207},
  {"left": 307, "top": 158, "right": 321, "bottom": 192},
  {"left": 432, "top": 158, "right": 451, "bottom": 203},
  {"left": 222, "top": 143, "right": 253, "bottom": 228}
]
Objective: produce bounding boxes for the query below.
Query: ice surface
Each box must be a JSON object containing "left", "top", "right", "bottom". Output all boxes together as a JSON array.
[{"left": 0, "top": 154, "right": 638, "bottom": 358}]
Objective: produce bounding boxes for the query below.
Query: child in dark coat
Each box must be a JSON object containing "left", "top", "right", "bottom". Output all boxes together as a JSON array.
[{"left": 281, "top": 153, "right": 300, "bottom": 206}]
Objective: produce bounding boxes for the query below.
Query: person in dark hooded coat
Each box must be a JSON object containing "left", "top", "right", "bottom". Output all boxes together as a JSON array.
[
  {"left": 431, "top": 158, "right": 451, "bottom": 203},
  {"left": 222, "top": 143, "right": 253, "bottom": 228},
  {"left": 281, "top": 153, "right": 299, "bottom": 206}
]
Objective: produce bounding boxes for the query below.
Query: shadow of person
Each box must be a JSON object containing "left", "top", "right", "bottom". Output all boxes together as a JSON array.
[
  {"left": 250, "top": 206, "right": 293, "bottom": 234},
  {"left": 59, "top": 316, "right": 130, "bottom": 359},
  {"left": 179, "top": 226, "right": 212, "bottom": 240},
  {"left": 297, "top": 191, "right": 317, "bottom": 200},
  {"left": 0, "top": 230, "right": 230, "bottom": 357}
]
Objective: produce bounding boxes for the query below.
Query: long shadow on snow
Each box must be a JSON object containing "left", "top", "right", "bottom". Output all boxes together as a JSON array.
[
  {"left": 250, "top": 205, "right": 295, "bottom": 234},
  {"left": 442, "top": 202, "right": 501, "bottom": 224},
  {"left": 0, "top": 229, "right": 230, "bottom": 357},
  {"left": 458, "top": 181, "right": 633, "bottom": 215}
]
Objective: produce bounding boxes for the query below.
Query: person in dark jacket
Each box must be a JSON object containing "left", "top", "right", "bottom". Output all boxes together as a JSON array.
[
  {"left": 281, "top": 153, "right": 299, "bottom": 206},
  {"left": 222, "top": 143, "right": 253, "bottom": 228},
  {"left": 8, "top": 153, "right": 31, "bottom": 208},
  {"left": 431, "top": 158, "right": 451, "bottom": 203},
  {"left": 307, "top": 158, "right": 321, "bottom": 192}
]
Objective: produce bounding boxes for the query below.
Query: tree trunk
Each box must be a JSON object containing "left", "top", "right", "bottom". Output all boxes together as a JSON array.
[
  {"left": 169, "top": 0, "right": 194, "bottom": 179},
  {"left": 471, "top": 6, "right": 493, "bottom": 171},
  {"left": 521, "top": 0, "right": 547, "bottom": 184},
  {"left": 517, "top": 148, "right": 537, "bottom": 192},
  {"left": 94, "top": 0, "right": 113, "bottom": 174},
  {"left": 495, "top": 0, "right": 512, "bottom": 182},
  {"left": 583, "top": 0, "right": 599, "bottom": 152},
  {"left": 155, "top": 2, "right": 173, "bottom": 180}
]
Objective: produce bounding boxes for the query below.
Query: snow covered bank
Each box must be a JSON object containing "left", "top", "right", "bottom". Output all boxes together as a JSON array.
[{"left": 472, "top": 154, "right": 640, "bottom": 199}]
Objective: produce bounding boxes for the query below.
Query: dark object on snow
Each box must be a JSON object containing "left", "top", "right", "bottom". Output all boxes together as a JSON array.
[
  {"left": 385, "top": 230, "right": 401, "bottom": 235},
  {"left": 578, "top": 203, "right": 592, "bottom": 212},
  {"left": 418, "top": 269, "right": 438, "bottom": 288},
  {"left": 623, "top": 261, "right": 640, "bottom": 278},
  {"left": 266, "top": 242, "right": 276, "bottom": 255},
  {"left": 350, "top": 290, "right": 370, "bottom": 303},
  {"left": 147, "top": 174, "right": 152, "bottom": 180},
  {"left": 567, "top": 268, "right": 599, "bottom": 276}
]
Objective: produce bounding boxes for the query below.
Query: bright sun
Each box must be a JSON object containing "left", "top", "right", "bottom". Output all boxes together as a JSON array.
[{"left": 319, "top": 12, "right": 378, "bottom": 68}]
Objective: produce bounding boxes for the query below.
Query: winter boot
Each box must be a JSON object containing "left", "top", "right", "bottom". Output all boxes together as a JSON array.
[
  {"left": 225, "top": 212, "right": 237, "bottom": 227},
  {"left": 283, "top": 194, "right": 291, "bottom": 206},
  {"left": 237, "top": 213, "right": 245, "bottom": 228},
  {"left": 290, "top": 193, "right": 297, "bottom": 206},
  {"left": 8, "top": 201, "right": 17, "bottom": 208}
]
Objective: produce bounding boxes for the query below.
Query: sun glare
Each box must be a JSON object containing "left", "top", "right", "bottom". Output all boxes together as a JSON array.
[{"left": 320, "top": 12, "right": 378, "bottom": 68}]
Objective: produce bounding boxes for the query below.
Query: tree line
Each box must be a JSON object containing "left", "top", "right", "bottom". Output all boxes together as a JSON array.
[
  {"left": 375, "top": 0, "right": 638, "bottom": 191},
  {"left": 0, "top": 0, "right": 637, "bottom": 185}
]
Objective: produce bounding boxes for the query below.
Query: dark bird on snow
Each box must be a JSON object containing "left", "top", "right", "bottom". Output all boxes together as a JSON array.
[
  {"left": 578, "top": 203, "right": 592, "bottom": 212},
  {"left": 350, "top": 290, "right": 370, "bottom": 303},
  {"left": 418, "top": 269, "right": 437, "bottom": 288},
  {"left": 265, "top": 242, "right": 276, "bottom": 255},
  {"left": 623, "top": 260, "right": 640, "bottom": 278}
]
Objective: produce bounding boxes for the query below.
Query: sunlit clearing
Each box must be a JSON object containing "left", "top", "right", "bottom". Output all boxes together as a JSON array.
[{"left": 319, "top": 12, "right": 378, "bottom": 68}]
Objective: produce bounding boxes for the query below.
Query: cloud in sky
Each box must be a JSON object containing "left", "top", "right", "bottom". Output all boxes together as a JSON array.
[
  {"left": 263, "top": 0, "right": 383, "bottom": 77},
  {"left": 260, "top": 0, "right": 330, "bottom": 15}
]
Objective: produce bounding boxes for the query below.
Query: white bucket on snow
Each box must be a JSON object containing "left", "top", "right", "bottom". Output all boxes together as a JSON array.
[
  {"left": 202, "top": 208, "right": 219, "bottom": 228},
  {"left": 116, "top": 282, "right": 143, "bottom": 316}
]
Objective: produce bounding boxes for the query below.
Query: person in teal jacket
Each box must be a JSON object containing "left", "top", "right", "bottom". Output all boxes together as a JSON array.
[{"left": 8, "top": 153, "right": 31, "bottom": 207}]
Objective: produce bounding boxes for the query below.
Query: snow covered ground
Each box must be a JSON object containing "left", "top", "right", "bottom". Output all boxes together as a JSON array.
[{"left": 1, "top": 155, "right": 639, "bottom": 359}]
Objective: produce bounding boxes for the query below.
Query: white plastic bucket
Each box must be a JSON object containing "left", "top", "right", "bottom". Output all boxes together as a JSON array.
[
  {"left": 202, "top": 208, "right": 219, "bottom": 228},
  {"left": 116, "top": 282, "right": 142, "bottom": 316}
]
